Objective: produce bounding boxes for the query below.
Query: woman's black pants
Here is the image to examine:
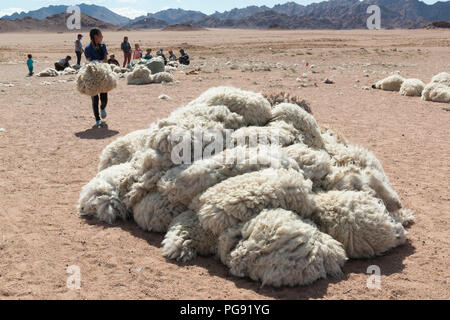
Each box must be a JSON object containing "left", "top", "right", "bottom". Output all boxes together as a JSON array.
[{"left": 92, "top": 93, "right": 108, "bottom": 122}]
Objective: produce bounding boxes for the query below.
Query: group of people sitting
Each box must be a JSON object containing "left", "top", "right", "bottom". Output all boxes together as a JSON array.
[
  {"left": 34, "top": 34, "right": 191, "bottom": 76},
  {"left": 121, "top": 37, "right": 190, "bottom": 67}
]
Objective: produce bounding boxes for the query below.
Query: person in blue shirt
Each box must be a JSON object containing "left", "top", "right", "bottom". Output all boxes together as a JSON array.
[
  {"left": 27, "top": 54, "right": 34, "bottom": 76},
  {"left": 84, "top": 28, "right": 109, "bottom": 127},
  {"left": 178, "top": 49, "right": 190, "bottom": 65},
  {"left": 144, "top": 48, "right": 153, "bottom": 60}
]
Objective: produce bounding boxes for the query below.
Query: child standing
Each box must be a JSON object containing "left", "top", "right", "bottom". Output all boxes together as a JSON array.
[{"left": 27, "top": 54, "right": 34, "bottom": 76}]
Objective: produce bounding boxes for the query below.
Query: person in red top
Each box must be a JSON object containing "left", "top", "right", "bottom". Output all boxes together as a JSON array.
[{"left": 132, "top": 44, "right": 143, "bottom": 60}]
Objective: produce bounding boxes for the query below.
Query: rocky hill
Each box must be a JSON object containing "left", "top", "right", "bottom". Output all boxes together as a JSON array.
[{"left": 0, "top": 12, "right": 119, "bottom": 33}]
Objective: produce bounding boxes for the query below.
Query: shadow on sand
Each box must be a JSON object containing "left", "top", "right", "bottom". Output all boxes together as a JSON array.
[
  {"left": 75, "top": 123, "right": 119, "bottom": 140},
  {"left": 82, "top": 216, "right": 416, "bottom": 300}
]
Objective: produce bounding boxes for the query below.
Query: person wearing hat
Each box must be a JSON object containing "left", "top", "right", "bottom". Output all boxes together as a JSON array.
[
  {"left": 107, "top": 53, "right": 120, "bottom": 66},
  {"left": 75, "top": 34, "right": 84, "bottom": 66}
]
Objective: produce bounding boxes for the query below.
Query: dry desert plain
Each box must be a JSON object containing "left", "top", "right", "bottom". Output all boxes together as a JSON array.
[{"left": 0, "top": 29, "right": 449, "bottom": 299}]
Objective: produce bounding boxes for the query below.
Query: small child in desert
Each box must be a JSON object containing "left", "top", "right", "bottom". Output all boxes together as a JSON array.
[
  {"left": 144, "top": 48, "right": 153, "bottom": 60},
  {"left": 27, "top": 54, "right": 34, "bottom": 76}
]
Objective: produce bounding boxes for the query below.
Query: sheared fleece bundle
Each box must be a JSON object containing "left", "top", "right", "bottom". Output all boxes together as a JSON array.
[
  {"left": 37, "top": 68, "right": 59, "bottom": 77},
  {"left": 76, "top": 61, "right": 118, "bottom": 96},
  {"left": 373, "top": 75, "right": 405, "bottom": 91},
  {"left": 421, "top": 72, "right": 450, "bottom": 103},
  {"left": 78, "top": 86, "right": 414, "bottom": 287},
  {"left": 399, "top": 78, "right": 425, "bottom": 97},
  {"left": 127, "top": 65, "right": 174, "bottom": 85}
]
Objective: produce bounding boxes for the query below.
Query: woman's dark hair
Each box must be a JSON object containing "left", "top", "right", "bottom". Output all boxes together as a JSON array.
[{"left": 90, "top": 28, "right": 102, "bottom": 43}]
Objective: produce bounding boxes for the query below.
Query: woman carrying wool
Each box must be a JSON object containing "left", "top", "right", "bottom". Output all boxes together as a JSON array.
[{"left": 84, "top": 28, "right": 109, "bottom": 127}]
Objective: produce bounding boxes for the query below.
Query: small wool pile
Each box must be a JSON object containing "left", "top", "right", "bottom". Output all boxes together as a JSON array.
[
  {"left": 76, "top": 62, "right": 118, "bottom": 96},
  {"left": 78, "top": 86, "right": 414, "bottom": 287},
  {"left": 128, "top": 57, "right": 166, "bottom": 74},
  {"left": 422, "top": 72, "right": 450, "bottom": 103},
  {"left": 37, "top": 68, "right": 59, "bottom": 77},
  {"left": 127, "top": 65, "right": 174, "bottom": 85},
  {"left": 373, "top": 72, "right": 450, "bottom": 103}
]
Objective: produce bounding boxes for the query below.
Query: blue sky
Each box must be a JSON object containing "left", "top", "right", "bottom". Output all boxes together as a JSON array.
[{"left": 0, "top": 0, "right": 443, "bottom": 19}]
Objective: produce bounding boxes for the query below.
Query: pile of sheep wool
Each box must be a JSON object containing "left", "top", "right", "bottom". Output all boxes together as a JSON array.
[
  {"left": 373, "top": 72, "right": 450, "bottom": 103},
  {"left": 127, "top": 65, "right": 174, "bottom": 85},
  {"left": 37, "top": 68, "right": 59, "bottom": 77},
  {"left": 78, "top": 86, "right": 414, "bottom": 287},
  {"left": 76, "top": 62, "right": 118, "bottom": 96}
]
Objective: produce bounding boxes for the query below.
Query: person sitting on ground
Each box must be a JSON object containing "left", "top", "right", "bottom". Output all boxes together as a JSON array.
[
  {"left": 107, "top": 53, "right": 120, "bottom": 66},
  {"left": 27, "top": 54, "right": 34, "bottom": 76},
  {"left": 133, "top": 44, "right": 143, "bottom": 60},
  {"left": 144, "top": 48, "right": 153, "bottom": 60},
  {"left": 168, "top": 50, "right": 177, "bottom": 61},
  {"left": 156, "top": 49, "right": 167, "bottom": 65},
  {"left": 54, "top": 56, "right": 72, "bottom": 71},
  {"left": 178, "top": 49, "right": 190, "bottom": 65}
]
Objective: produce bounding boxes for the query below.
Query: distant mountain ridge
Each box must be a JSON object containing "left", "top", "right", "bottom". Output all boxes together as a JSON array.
[
  {"left": 2, "top": 3, "right": 131, "bottom": 26},
  {"left": 0, "top": 12, "right": 118, "bottom": 33},
  {"left": 1, "top": 0, "right": 449, "bottom": 30}
]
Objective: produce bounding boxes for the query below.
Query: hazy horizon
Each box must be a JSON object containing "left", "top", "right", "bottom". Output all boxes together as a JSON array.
[{"left": 0, "top": 0, "right": 446, "bottom": 19}]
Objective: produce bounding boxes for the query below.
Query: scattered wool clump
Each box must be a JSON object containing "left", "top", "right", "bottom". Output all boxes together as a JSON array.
[
  {"left": 63, "top": 67, "right": 77, "bottom": 75},
  {"left": 129, "top": 57, "right": 166, "bottom": 74},
  {"left": 127, "top": 66, "right": 174, "bottom": 85},
  {"left": 127, "top": 65, "right": 152, "bottom": 85},
  {"left": 37, "top": 68, "right": 59, "bottom": 77},
  {"left": 399, "top": 78, "right": 425, "bottom": 96},
  {"left": 78, "top": 86, "right": 414, "bottom": 288},
  {"left": 165, "top": 66, "right": 177, "bottom": 73},
  {"left": 167, "top": 61, "right": 180, "bottom": 68},
  {"left": 76, "top": 62, "right": 118, "bottom": 96},
  {"left": 421, "top": 82, "right": 450, "bottom": 103},
  {"left": 430, "top": 72, "right": 450, "bottom": 86},
  {"left": 372, "top": 75, "right": 405, "bottom": 91},
  {"left": 158, "top": 94, "right": 171, "bottom": 100},
  {"left": 151, "top": 72, "right": 174, "bottom": 83}
]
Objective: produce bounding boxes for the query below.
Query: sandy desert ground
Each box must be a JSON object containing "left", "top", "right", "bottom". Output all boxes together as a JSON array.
[{"left": 0, "top": 29, "right": 449, "bottom": 300}]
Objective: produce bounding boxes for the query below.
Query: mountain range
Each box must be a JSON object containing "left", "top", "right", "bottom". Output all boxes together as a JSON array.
[
  {"left": 0, "top": 12, "right": 119, "bottom": 33},
  {"left": 1, "top": 0, "right": 449, "bottom": 30}
]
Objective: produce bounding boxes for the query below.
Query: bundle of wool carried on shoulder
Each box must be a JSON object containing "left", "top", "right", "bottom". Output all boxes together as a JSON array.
[
  {"left": 76, "top": 61, "right": 118, "bottom": 96},
  {"left": 78, "top": 86, "right": 414, "bottom": 288},
  {"left": 37, "top": 68, "right": 59, "bottom": 77}
]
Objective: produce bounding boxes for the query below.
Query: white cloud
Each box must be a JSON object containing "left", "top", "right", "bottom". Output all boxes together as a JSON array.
[
  {"left": 0, "top": 8, "right": 25, "bottom": 17},
  {"left": 110, "top": 7, "right": 147, "bottom": 19}
]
